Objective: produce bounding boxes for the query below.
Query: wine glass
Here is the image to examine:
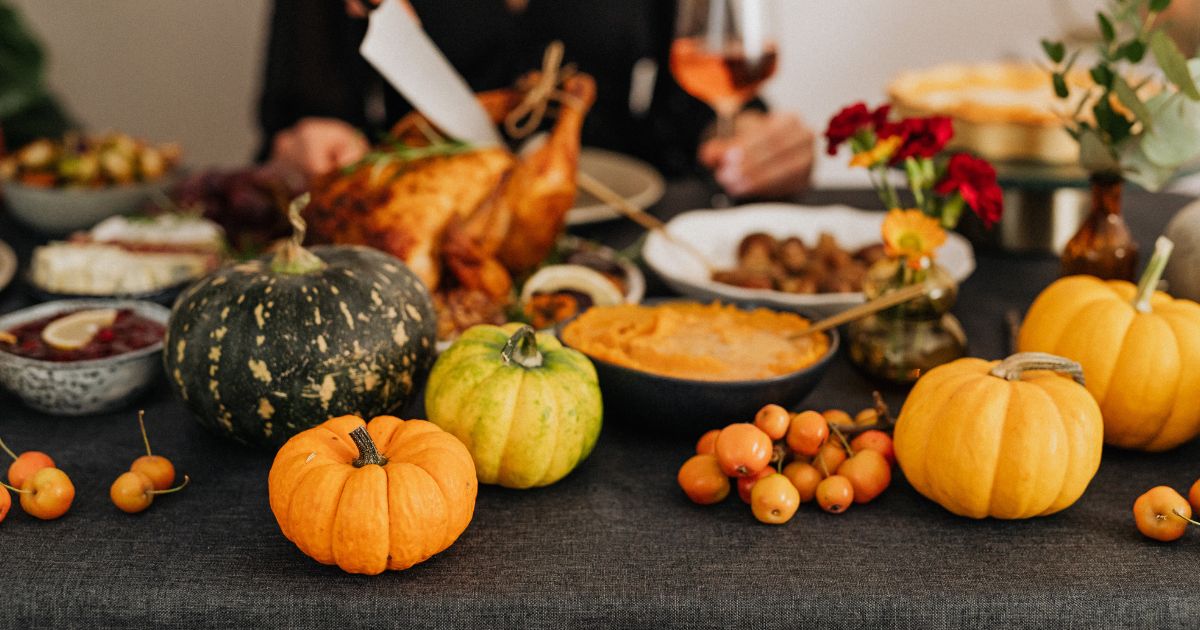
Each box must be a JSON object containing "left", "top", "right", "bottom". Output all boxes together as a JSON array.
[{"left": 669, "top": 0, "right": 778, "bottom": 142}]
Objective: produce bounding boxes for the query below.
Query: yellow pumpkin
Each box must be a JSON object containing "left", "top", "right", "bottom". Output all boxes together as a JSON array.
[
  {"left": 1017, "top": 238, "right": 1200, "bottom": 451},
  {"left": 894, "top": 352, "right": 1103, "bottom": 519}
]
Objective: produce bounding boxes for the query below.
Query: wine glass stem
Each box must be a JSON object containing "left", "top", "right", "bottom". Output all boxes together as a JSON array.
[
  {"left": 715, "top": 106, "right": 738, "bottom": 140},
  {"left": 708, "top": 106, "right": 739, "bottom": 207}
]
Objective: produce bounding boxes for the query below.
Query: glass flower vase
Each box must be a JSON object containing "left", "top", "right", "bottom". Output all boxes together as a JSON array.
[
  {"left": 1060, "top": 173, "right": 1138, "bottom": 280},
  {"left": 846, "top": 255, "right": 967, "bottom": 384}
]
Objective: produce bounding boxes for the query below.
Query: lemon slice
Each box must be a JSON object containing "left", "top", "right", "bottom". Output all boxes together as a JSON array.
[
  {"left": 42, "top": 308, "right": 118, "bottom": 350},
  {"left": 520, "top": 264, "right": 625, "bottom": 306}
]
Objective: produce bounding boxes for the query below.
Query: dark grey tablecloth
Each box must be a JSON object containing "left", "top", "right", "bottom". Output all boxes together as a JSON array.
[{"left": 1, "top": 184, "right": 1197, "bottom": 629}]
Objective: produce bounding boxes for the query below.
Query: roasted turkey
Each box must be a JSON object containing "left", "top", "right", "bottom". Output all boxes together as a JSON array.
[{"left": 304, "top": 72, "right": 596, "bottom": 338}]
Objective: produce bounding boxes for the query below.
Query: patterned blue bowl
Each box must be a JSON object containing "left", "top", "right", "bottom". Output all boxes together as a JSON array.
[{"left": 0, "top": 299, "right": 169, "bottom": 415}]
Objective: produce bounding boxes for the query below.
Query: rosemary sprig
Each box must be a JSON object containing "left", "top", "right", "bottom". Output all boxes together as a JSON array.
[{"left": 340, "top": 139, "right": 475, "bottom": 175}]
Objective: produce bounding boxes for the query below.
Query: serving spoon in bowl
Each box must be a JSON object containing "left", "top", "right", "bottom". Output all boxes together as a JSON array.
[{"left": 794, "top": 278, "right": 952, "bottom": 338}]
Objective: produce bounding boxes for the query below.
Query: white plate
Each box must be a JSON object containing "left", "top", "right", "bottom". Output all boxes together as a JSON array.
[
  {"left": 643, "top": 203, "right": 976, "bottom": 316},
  {"left": 568, "top": 147, "right": 665, "bottom": 225},
  {"left": 0, "top": 239, "right": 15, "bottom": 293}
]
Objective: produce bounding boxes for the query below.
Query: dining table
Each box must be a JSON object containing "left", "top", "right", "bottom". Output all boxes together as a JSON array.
[{"left": 0, "top": 181, "right": 1197, "bottom": 629}]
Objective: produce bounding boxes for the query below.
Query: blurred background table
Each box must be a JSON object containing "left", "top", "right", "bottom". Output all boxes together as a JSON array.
[{"left": 0, "top": 183, "right": 1197, "bottom": 629}]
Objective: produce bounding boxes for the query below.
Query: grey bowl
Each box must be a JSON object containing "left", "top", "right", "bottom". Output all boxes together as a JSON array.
[
  {"left": 559, "top": 307, "right": 839, "bottom": 435},
  {"left": 0, "top": 299, "right": 170, "bottom": 415},
  {"left": 3, "top": 178, "right": 172, "bottom": 236}
]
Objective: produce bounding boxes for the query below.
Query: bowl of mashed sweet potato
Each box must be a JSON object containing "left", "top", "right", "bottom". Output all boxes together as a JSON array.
[{"left": 559, "top": 301, "right": 837, "bottom": 433}]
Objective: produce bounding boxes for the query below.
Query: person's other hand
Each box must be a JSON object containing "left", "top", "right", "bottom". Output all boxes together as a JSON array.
[
  {"left": 698, "top": 110, "right": 815, "bottom": 199},
  {"left": 269, "top": 117, "right": 369, "bottom": 181}
]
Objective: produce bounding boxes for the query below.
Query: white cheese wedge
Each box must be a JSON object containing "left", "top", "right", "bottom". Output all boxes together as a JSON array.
[
  {"left": 30, "top": 243, "right": 211, "bottom": 295},
  {"left": 89, "top": 214, "right": 225, "bottom": 251}
]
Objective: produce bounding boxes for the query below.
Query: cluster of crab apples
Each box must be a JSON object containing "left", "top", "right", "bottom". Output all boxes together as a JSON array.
[
  {"left": 0, "top": 410, "right": 188, "bottom": 523},
  {"left": 677, "top": 401, "right": 896, "bottom": 525}
]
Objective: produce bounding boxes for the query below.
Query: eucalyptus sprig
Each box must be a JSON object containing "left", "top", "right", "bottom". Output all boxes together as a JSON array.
[{"left": 1041, "top": 0, "right": 1200, "bottom": 189}]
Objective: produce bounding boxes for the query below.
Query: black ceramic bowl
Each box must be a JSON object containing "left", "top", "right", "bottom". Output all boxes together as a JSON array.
[{"left": 559, "top": 306, "right": 839, "bottom": 435}]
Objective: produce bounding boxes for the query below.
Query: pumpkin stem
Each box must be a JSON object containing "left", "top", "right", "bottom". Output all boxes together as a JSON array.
[
  {"left": 350, "top": 426, "right": 389, "bottom": 468},
  {"left": 270, "top": 193, "right": 328, "bottom": 275},
  {"left": 988, "top": 352, "right": 1085, "bottom": 387},
  {"left": 1133, "top": 236, "right": 1174, "bottom": 313},
  {"left": 501, "top": 325, "right": 544, "bottom": 369}
]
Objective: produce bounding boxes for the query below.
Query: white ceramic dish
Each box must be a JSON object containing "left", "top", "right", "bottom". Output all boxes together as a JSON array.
[
  {"left": 0, "top": 299, "right": 170, "bottom": 415},
  {"left": 643, "top": 203, "right": 976, "bottom": 316},
  {"left": 0, "top": 239, "right": 15, "bottom": 293},
  {"left": 567, "top": 147, "right": 665, "bottom": 225}
]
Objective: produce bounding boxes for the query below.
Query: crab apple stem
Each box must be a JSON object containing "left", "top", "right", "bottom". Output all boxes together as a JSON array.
[
  {"left": 829, "top": 423, "right": 854, "bottom": 457},
  {"left": 1172, "top": 508, "right": 1200, "bottom": 527},
  {"left": 137, "top": 410, "right": 152, "bottom": 457},
  {"left": 149, "top": 475, "right": 190, "bottom": 496},
  {"left": 0, "top": 436, "right": 17, "bottom": 461},
  {"left": 872, "top": 391, "right": 894, "bottom": 429},
  {"left": 0, "top": 480, "right": 28, "bottom": 494},
  {"left": 817, "top": 455, "right": 830, "bottom": 477}
]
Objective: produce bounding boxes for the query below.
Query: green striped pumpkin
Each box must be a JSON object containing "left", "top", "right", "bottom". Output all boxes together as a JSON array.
[
  {"left": 163, "top": 196, "right": 436, "bottom": 448},
  {"left": 425, "top": 323, "right": 602, "bottom": 488}
]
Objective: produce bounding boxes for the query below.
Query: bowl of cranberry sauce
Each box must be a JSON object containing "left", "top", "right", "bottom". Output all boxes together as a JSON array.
[
  {"left": 0, "top": 300, "right": 170, "bottom": 416},
  {"left": 3, "top": 309, "right": 164, "bottom": 362}
]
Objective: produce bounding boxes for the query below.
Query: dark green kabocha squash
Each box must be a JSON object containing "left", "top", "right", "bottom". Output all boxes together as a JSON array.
[{"left": 163, "top": 195, "right": 437, "bottom": 448}]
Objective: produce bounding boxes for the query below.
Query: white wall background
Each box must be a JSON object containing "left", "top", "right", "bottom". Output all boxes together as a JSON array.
[
  {"left": 11, "top": 0, "right": 271, "bottom": 168},
  {"left": 13, "top": 0, "right": 1101, "bottom": 186}
]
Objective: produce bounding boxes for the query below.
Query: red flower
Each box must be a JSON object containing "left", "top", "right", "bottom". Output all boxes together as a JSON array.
[
  {"left": 935, "top": 153, "right": 1004, "bottom": 228},
  {"left": 879, "top": 116, "right": 954, "bottom": 163},
  {"left": 871, "top": 104, "right": 892, "bottom": 129},
  {"left": 824, "top": 103, "right": 892, "bottom": 156},
  {"left": 824, "top": 103, "right": 871, "bottom": 155}
]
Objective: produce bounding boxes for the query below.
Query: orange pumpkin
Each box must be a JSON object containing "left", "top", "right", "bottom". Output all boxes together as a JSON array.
[
  {"left": 894, "top": 352, "right": 1103, "bottom": 519},
  {"left": 1018, "top": 238, "right": 1200, "bottom": 451},
  {"left": 268, "top": 415, "right": 477, "bottom": 575}
]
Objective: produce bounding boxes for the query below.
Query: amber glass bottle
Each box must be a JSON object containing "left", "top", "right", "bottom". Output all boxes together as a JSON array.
[{"left": 1060, "top": 174, "right": 1138, "bottom": 280}]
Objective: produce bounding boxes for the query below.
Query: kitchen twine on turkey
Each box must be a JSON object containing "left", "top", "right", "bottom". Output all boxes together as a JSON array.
[{"left": 504, "top": 41, "right": 583, "bottom": 139}]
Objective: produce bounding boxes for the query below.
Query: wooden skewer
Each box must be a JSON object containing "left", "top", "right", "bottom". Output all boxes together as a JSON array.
[
  {"left": 575, "top": 171, "right": 714, "bottom": 274},
  {"left": 793, "top": 279, "right": 950, "bottom": 338}
]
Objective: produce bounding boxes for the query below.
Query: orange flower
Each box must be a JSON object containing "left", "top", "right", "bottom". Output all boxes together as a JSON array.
[
  {"left": 882, "top": 208, "right": 946, "bottom": 266},
  {"left": 849, "top": 136, "right": 902, "bottom": 168}
]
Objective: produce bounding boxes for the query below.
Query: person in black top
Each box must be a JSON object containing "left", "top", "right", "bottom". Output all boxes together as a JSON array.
[{"left": 259, "top": 0, "right": 814, "bottom": 199}]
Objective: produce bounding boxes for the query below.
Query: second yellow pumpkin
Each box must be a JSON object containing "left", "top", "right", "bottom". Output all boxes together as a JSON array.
[{"left": 1018, "top": 274, "right": 1200, "bottom": 451}]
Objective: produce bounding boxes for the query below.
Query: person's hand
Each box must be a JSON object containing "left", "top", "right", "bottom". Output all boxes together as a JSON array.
[
  {"left": 345, "top": 0, "right": 418, "bottom": 20},
  {"left": 698, "top": 110, "right": 815, "bottom": 199},
  {"left": 268, "top": 117, "right": 370, "bottom": 181}
]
